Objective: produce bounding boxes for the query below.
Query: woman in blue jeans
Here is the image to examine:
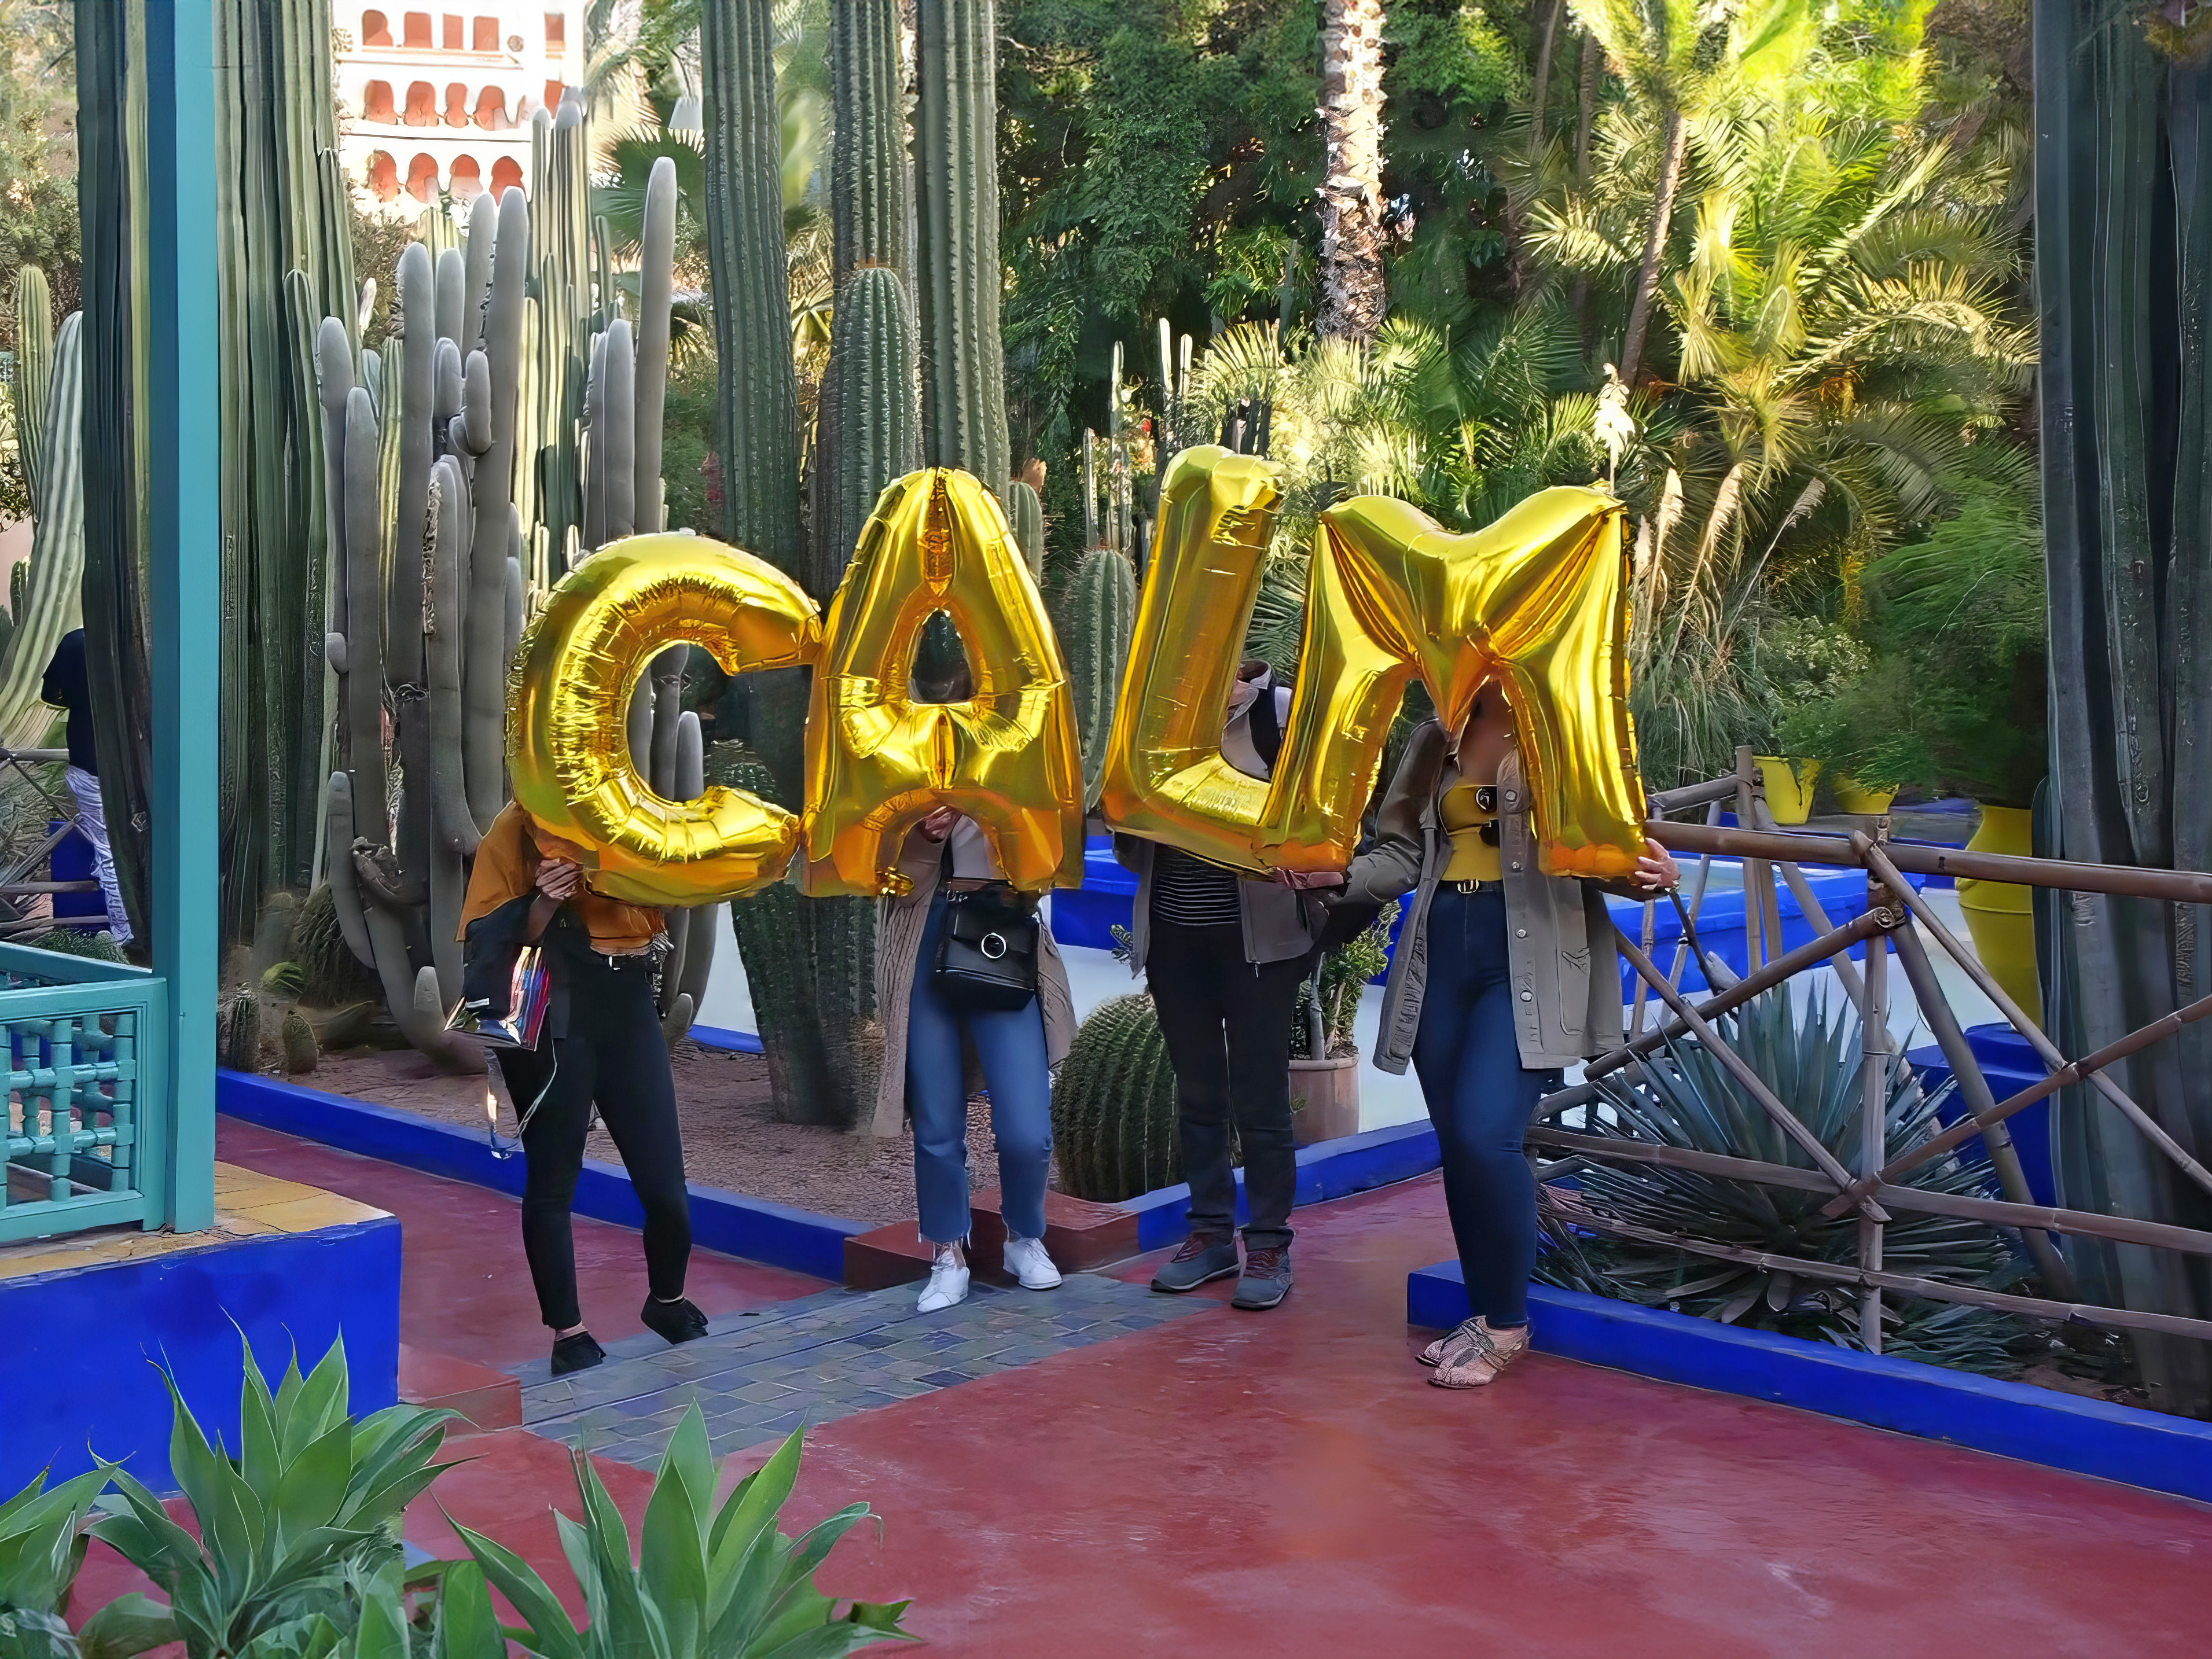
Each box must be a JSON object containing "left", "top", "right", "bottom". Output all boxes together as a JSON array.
[
  {"left": 1336, "top": 681, "right": 1675, "bottom": 1387},
  {"left": 876, "top": 801, "right": 1076, "bottom": 1311}
]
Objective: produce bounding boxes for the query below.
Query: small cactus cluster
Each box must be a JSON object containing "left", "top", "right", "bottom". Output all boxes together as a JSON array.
[{"left": 1050, "top": 994, "right": 1181, "bottom": 1204}]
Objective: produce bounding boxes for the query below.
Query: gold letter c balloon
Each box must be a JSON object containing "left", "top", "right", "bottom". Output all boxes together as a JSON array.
[{"left": 508, "top": 533, "right": 822, "bottom": 905}]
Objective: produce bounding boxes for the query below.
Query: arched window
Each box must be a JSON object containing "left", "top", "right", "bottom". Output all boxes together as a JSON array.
[
  {"left": 442, "top": 14, "right": 462, "bottom": 52},
  {"left": 449, "top": 154, "right": 483, "bottom": 201},
  {"left": 362, "top": 10, "right": 392, "bottom": 46},
  {"left": 361, "top": 80, "right": 396, "bottom": 123},
  {"left": 366, "top": 151, "right": 399, "bottom": 202},
  {"left": 443, "top": 82, "right": 470, "bottom": 127},
  {"left": 401, "top": 12, "right": 431, "bottom": 49},
  {"left": 543, "top": 79, "right": 564, "bottom": 115},
  {"left": 406, "top": 153, "right": 440, "bottom": 203},
  {"left": 472, "top": 16, "right": 498, "bottom": 52},
  {"left": 472, "top": 85, "right": 507, "bottom": 130},
  {"left": 544, "top": 13, "right": 564, "bottom": 50},
  {"left": 490, "top": 155, "right": 524, "bottom": 200},
  {"left": 403, "top": 80, "right": 436, "bottom": 124}
]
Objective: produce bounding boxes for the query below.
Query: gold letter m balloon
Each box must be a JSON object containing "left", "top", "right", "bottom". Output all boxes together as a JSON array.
[
  {"left": 1274, "top": 487, "right": 1645, "bottom": 879},
  {"left": 508, "top": 534, "right": 822, "bottom": 905},
  {"left": 802, "top": 469, "right": 1083, "bottom": 896}
]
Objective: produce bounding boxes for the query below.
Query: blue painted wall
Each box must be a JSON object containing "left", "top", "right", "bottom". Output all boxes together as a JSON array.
[{"left": 1, "top": 1219, "right": 400, "bottom": 1495}]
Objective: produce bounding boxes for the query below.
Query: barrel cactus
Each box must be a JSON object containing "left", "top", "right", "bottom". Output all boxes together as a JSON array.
[
  {"left": 1066, "top": 547, "right": 1137, "bottom": 808},
  {"left": 1052, "top": 994, "right": 1181, "bottom": 1203}
]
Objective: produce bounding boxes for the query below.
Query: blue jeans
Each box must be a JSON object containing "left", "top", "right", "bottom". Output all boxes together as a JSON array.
[
  {"left": 1410, "top": 887, "right": 1556, "bottom": 1328},
  {"left": 907, "top": 891, "right": 1054, "bottom": 1245}
]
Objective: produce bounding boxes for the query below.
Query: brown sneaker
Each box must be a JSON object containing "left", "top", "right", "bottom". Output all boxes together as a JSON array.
[{"left": 1430, "top": 1317, "right": 1530, "bottom": 1388}]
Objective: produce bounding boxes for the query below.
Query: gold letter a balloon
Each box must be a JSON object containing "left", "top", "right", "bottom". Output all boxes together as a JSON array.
[
  {"left": 508, "top": 533, "right": 822, "bottom": 905},
  {"left": 802, "top": 469, "right": 1084, "bottom": 896}
]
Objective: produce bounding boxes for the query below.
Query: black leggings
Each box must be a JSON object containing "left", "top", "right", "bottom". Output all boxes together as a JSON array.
[
  {"left": 1145, "top": 919, "right": 1309, "bottom": 1249},
  {"left": 496, "top": 954, "right": 691, "bottom": 1330}
]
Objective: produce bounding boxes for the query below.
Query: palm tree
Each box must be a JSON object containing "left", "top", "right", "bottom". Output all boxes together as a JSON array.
[
  {"left": 1318, "top": 0, "right": 1387, "bottom": 340},
  {"left": 1569, "top": 0, "right": 1814, "bottom": 384}
]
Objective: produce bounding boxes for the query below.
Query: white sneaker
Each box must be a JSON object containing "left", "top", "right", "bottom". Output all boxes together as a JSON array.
[
  {"left": 917, "top": 1243, "right": 970, "bottom": 1313},
  {"left": 1003, "top": 1235, "right": 1063, "bottom": 1291}
]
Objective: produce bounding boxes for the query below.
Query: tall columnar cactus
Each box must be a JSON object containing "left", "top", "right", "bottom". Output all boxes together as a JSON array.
[
  {"left": 0, "top": 312, "right": 84, "bottom": 749},
  {"left": 815, "top": 264, "right": 920, "bottom": 595},
  {"left": 1050, "top": 994, "right": 1181, "bottom": 1202},
  {"left": 633, "top": 156, "right": 678, "bottom": 536},
  {"left": 1006, "top": 477, "right": 1045, "bottom": 580},
  {"left": 830, "top": 0, "right": 911, "bottom": 290},
  {"left": 10, "top": 267, "right": 52, "bottom": 503},
  {"left": 916, "top": 0, "right": 1011, "bottom": 494},
  {"left": 1067, "top": 546, "right": 1136, "bottom": 809},
  {"left": 211, "top": 0, "right": 358, "bottom": 940},
  {"left": 527, "top": 90, "right": 597, "bottom": 582}
]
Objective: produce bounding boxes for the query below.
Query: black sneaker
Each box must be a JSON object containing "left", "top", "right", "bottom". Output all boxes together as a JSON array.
[
  {"left": 550, "top": 1331, "right": 606, "bottom": 1375},
  {"left": 1149, "top": 1233, "right": 1240, "bottom": 1293},
  {"left": 641, "top": 1296, "right": 710, "bottom": 1345},
  {"left": 1231, "top": 1246, "right": 1292, "bottom": 1311}
]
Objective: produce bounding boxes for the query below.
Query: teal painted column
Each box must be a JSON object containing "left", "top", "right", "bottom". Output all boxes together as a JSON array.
[{"left": 146, "top": 0, "right": 219, "bottom": 1233}]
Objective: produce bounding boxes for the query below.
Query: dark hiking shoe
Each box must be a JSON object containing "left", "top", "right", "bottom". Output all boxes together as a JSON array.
[
  {"left": 551, "top": 1331, "right": 606, "bottom": 1375},
  {"left": 642, "top": 1296, "right": 711, "bottom": 1345},
  {"left": 1231, "top": 1246, "right": 1293, "bottom": 1311},
  {"left": 1150, "top": 1233, "right": 1240, "bottom": 1293}
]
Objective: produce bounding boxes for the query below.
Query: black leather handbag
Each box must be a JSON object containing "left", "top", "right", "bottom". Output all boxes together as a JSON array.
[{"left": 932, "top": 883, "right": 1041, "bottom": 1013}]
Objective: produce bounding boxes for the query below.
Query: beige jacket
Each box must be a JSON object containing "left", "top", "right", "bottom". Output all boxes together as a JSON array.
[
  {"left": 1344, "top": 721, "right": 1626, "bottom": 1073},
  {"left": 868, "top": 824, "right": 1078, "bottom": 1136}
]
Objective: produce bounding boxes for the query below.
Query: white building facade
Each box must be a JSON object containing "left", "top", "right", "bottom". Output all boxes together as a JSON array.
[{"left": 334, "top": 4, "right": 583, "bottom": 214}]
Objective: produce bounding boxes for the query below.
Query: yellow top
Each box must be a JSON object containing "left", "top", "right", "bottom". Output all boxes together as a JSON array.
[{"left": 1439, "top": 781, "right": 1502, "bottom": 882}]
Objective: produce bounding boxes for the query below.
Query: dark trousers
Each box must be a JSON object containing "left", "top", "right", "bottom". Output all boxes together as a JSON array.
[
  {"left": 496, "top": 953, "right": 691, "bottom": 1330},
  {"left": 1410, "top": 887, "right": 1555, "bottom": 1328},
  {"left": 1145, "top": 918, "right": 1307, "bottom": 1250}
]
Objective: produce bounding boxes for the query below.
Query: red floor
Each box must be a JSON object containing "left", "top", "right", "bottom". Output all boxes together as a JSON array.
[
  {"left": 104, "top": 1124, "right": 2212, "bottom": 1656},
  {"left": 215, "top": 1118, "right": 823, "bottom": 1369}
]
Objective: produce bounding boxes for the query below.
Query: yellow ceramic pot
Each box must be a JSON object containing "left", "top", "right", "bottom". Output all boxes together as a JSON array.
[
  {"left": 1832, "top": 776, "right": 1898, "bottom": 815},
  {"left": 1957, "top": 804, "right": 2041, "bottom": 1027},
  {"left": 1754, "top": 756, "right": 1821, "bottom": 826}
]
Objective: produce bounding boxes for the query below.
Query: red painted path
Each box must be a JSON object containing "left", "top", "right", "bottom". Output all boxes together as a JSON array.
[{"left": 92, "top": 1120, "right": 2212, "bottom": 1656}]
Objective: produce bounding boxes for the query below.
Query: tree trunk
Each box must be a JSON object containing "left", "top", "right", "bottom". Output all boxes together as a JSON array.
[
  {"left": 1317, "top": 0, "right": 1387, "bottom": 341},
  {"left": 1570, "top": 30, "right": 1598, "bottom": 352},
  {"left": 1617, "top": 106, "right": 1686, "bottom": 385},
  {"left": 2035, "top": 0, "right": 2212, "bottom": 1418},
  {"left": 1527, "top": 0, "right": 1564, "bottom": 156}
]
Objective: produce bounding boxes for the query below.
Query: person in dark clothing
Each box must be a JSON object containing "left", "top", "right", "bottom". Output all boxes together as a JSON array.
[
  {"left": 460, "top": 802, "right": 707, "bottom": 1377},
  {"left": 39, "top": 630, "right": 131, "bottom": 944},
  {"left": 1114, "top": 661, "right": 1324, "bottom": 1311}
]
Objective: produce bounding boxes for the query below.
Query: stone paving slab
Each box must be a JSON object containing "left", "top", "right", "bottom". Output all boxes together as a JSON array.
[{"left": 516, "top": 1273, "right": 1210, "bottom": 1467}]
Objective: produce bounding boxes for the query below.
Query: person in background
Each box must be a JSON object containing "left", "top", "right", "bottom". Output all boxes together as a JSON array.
[
  {"left": 1333, "top": 677, "right": 1677, "bottom": 1388},
  {"left": 1116, "top": 659, "right": 1324, "bottom": 1311},
  {"left": 874, "top": 652, "right": 1076, "bottom": 1313},
  {"left": 40, "top": 629, "right": 131, "bottom": 946},
  {"left": 460, "top": 804, "right": 708, "bottom": 1376}
]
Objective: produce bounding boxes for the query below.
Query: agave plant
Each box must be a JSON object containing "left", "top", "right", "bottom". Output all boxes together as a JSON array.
[
  {"left": 1536, "top": 985, "right": 2034, "bottom": 1373},
  {"left": 87, "top": 1334, "right": 458, "bottom": 1659},
  {"left": 449, "top": 1406, "right": 910, "bottom": 1658},
  {"left": 0, "top": 1462, "right": 174, "bottom": 1659}
]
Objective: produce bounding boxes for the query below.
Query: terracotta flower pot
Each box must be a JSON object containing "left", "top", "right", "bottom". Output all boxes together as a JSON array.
[
  {"left": 1957, "top": 804, "right": 2041, "bottom": 1027},
  {"left": 1289, "top": 1054, "right": 1360, "bottom": 1145},
  {"left": 1754, "top": 755, "right": 1821, "bottom": 825}
]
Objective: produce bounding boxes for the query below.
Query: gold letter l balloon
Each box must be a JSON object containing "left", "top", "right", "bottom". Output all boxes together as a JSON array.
[
  {"left": 802, "top": 469, "right": 1083, "bottom": 896},
  {"left": 508, "top": 534, "right": 822, "bottom": 905}
]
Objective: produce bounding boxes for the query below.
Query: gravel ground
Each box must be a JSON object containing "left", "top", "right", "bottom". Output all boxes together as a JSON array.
[{"left": 302, "top": 1042, "right": 1038, "bottom": 1226}]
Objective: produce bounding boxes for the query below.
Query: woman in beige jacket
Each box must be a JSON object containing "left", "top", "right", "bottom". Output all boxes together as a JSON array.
[{"left": 1338, "top": 680, "right": 1675, "bottom": 1388}]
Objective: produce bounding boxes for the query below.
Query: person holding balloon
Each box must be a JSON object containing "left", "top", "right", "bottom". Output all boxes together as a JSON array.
[
  {"left": 873, "top": 649, "right": 1078, "bottom": 1315},
  {"left": 1329, "top": 676, "right": 1677, "bottom": 1388}
]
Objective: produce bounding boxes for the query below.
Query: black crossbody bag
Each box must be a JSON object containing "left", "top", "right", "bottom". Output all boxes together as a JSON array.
[{"left": 931, "top": 843, "right": 1041, "bottom": 1013}]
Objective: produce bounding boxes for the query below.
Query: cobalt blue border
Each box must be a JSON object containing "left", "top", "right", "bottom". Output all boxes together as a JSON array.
[
  {"left": 1123, "top": 1120, "right": 1442, "bottom": 1251},
  {"left": 688, "top": 1024, "right": 764, "bottom": 1055},
  {"left": 1407, "top": 1260, "right": 2212, "bottom": 1506},
  {"left": 216, "top": 1071, "right": 861, "bottom": 1282}
]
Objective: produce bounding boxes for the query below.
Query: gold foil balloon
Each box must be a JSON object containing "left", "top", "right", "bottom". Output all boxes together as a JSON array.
[
  {"left": 508, "top": 533, "right": 822, "bottom": 905},
  {"left": 802, "top": 469, "right": 1084, "bottom": 896},
  {"left": 1275, "top": 487, "right": 1644, "bottom": 879},
  {"left": 1096, "top": 446, "right": 1288, "bottom": 872}
]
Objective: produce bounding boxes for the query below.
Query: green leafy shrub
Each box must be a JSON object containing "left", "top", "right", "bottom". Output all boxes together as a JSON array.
[
  {"left": 450, "top": 1406, "right": 911, "bottom": 1658},
  {"left": 1291, "top": 903, "right": 1397, "bottom": 1059}
]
